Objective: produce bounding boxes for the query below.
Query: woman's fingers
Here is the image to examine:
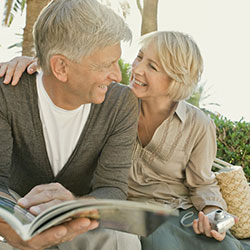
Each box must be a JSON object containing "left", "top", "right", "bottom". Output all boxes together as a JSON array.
[
  {"left": 0, "top": 56, "right": 35, "bottom": 85},
  {"left": 203, "top": 214, "right": 212, "bottom": 237},
  {"left": 197, "top": 211, "right": 204, "bottom": 233},
  {"left": 192, "top": 219, "right": 201, "bottom": 234},
  {"left": 193, "top": 211, "right": 226, "bottom": 241},
  {"left": 27, "top": 60, "right": 38, "bottom": 74},
  {"left": 211, "top": 230, "right": 226, "bottom": 241}
]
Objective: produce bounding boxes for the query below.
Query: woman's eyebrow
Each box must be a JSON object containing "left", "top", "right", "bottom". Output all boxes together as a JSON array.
[
  {"left": 148, "top": 58, "right": 159, "bottom": 67},
  {"left": 139, "top": 49, "right": 160, "bottom": 67}
]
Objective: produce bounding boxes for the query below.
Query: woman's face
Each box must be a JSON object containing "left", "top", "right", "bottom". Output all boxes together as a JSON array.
[{"left": 130, "top": 41, "right": 172, "bottom": 100}]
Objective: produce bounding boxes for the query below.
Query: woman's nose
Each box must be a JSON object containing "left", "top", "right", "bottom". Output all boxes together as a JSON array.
[{"left": 132, "top": 60, "right": 144, "bottom": 75}]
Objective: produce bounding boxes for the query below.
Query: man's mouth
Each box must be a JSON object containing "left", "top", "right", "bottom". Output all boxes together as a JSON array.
[{"left": 98, "top": 84, "right": 108, "bottom": 89}]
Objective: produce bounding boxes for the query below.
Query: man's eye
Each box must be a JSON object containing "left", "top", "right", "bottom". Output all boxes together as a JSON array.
[{"left": 104, "top": 64, "right": 112, "bottom": 68}]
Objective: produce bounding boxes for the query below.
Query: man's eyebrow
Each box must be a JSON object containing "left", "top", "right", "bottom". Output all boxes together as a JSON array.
[
  {"left": 89, "top": 60, "right": 115, "bottom": 70},
  {"left": 89, "top": 62, "right": 107, "bottom": 69}
]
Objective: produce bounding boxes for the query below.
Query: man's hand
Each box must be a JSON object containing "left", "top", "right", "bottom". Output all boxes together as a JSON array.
[
  {"left": 18, "top": 183, "right": 76, "bottom": 215},
  {"left": 0, "top": 183, "right": 99, "bottom": 249},
  {"left": 0, "top": 56, "right": 37, "bottom": 86},
  {"left": 0, "top": 216, "right": 98, "bottom": 250}
]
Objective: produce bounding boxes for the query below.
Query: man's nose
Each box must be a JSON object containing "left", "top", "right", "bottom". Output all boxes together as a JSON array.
[{"left": 109, "top": 63, "right": 122, "bottom": 83}]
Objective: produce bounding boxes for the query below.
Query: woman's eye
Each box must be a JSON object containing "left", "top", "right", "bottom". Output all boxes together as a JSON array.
[
  {"left": 149, "top": 64, "right": 157, "bottom": 71},
  {"left": 137, "top": 55, "right": 142, "bottom": 60}
]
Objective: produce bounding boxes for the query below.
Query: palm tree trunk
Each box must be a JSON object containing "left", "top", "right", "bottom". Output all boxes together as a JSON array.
[
  {"left": 22, "top": 0, "right": 50, "bottom": 56},
  {"left": 140, "top": 0, "right": 159, "bottom": 35}
]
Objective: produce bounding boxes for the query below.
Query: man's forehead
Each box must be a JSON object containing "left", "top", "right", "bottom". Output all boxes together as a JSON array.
[{"left": 85, "top": 44, "right": 121, "bottom": 66}]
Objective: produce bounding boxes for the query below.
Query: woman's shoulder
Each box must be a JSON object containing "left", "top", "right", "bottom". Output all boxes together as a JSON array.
[{"left": 182, "top": 101, "right": 214, "bottom": 128}]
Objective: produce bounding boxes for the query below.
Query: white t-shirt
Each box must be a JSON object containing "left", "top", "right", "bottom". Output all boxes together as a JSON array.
[{"left": 36, "top": 72, "right": 91, "bottom": 176}]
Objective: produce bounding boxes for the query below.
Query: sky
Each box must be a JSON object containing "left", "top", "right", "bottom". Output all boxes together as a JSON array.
[{"left": 0, "top": 0, "right": 250, "bottom": 122}]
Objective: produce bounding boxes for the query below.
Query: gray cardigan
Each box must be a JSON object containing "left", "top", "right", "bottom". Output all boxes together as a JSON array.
[{"left": 0, "top": 72, "right": 139, "bottom": 199}]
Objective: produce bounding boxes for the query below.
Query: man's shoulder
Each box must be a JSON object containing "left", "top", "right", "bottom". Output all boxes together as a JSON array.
[
  {"left": 0, "top": 72, "right": 37, "bottom": 93},
  {"left": 106, "top": 82, "right": 137, "bottom": 104},
  {"left": 108, "top": 82, "right": 133, "bottom": 95},
  {"left": 0, "top": 72, "right": 37, "bottom": 110},
  {"left": 91, "top": 82, "right": 139, "bottom": 120}
]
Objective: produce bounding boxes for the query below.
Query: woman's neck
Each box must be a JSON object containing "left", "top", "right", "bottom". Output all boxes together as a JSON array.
[
  {"left": 138, "top": 98, "right": 178, "bottom": 147},
  {"left": 140, "top": 97, "right": 177, "bottom": 120}
]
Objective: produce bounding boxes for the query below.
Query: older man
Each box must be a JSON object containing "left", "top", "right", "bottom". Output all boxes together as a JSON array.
[{"left": 0, "top": 0, "right": 140, "bottom": 249}]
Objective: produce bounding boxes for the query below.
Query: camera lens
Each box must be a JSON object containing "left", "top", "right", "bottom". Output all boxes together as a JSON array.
[{"left": 214, "top": 210, "right": 224, "bottom": 220}]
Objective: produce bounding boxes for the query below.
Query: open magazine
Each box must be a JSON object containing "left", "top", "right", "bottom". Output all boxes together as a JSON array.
[{"left": 0, "top": 196, "right": 178, "bottom": 241}]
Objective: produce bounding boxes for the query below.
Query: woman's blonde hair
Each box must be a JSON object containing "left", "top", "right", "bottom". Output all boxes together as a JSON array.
[
  {"left": 33, "top": 0, "right": 132, "bottom": 74},
  {"left": 140, "top": 31, "right": 203, "bottom": 101}
]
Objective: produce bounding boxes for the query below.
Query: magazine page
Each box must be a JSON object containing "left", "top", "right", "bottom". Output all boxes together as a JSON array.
[
  {"left": 0, "top": 196, "right": 35, "bottom": 239},
  {"left": 30, "top": 199, "right": 178, "bottom": 239},
  {"left": 0, "top": 196, "right": 35, "bottom": 224},
  {"left": 0, "top": 197, "right": 179, "bottom": 240}
]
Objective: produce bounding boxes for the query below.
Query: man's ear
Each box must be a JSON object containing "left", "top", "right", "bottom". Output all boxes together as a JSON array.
[{"left": 50, "top": 55, "right": 68, "bottom": 82}]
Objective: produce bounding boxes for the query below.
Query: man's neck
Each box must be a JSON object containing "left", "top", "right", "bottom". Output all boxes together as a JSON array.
[{"left": 42, "top": 73, "right": 82, "bottom": 110}]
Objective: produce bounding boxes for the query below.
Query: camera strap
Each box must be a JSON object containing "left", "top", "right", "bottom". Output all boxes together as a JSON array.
[{"left": 180, "top": 211, "right": 194, "bottom": 227}]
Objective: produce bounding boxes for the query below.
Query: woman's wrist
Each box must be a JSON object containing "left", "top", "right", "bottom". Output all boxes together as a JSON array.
[{"left": 202, "top": 206, "right": 221, "bottom": 215}]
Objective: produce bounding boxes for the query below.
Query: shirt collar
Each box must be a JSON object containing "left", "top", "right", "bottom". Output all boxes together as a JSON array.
[{"left": 174, "top": 101, "right": 187, "bottom": 123}]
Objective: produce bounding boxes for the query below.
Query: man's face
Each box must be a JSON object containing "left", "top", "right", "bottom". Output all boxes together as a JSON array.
[{"left": 66, "top": 43, "right": 122, "bottom": 105}]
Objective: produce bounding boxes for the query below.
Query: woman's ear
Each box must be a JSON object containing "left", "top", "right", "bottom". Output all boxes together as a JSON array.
[{"left": 50, "top": 55, "right": 68, "bottom": 82}]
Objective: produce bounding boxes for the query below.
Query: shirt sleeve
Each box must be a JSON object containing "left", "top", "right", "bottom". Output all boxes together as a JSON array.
[
  {"left": 184, "top": 118, "right": 227, "bottom": 211},
  {"left": 0, "top": 84, "right": 13, "bottom": 195}
]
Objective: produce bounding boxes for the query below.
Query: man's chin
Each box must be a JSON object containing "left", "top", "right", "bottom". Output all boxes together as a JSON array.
[{"left": 92, "top": 95, "right": 106, "bottom": 104}]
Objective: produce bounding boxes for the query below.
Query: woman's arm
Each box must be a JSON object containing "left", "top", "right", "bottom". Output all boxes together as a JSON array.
[
  {"left": 0, "top": 56, "right": 37, "bottom": 86},
  {"left": 184, "top": 115, "right": 229, "bottom": 241}
]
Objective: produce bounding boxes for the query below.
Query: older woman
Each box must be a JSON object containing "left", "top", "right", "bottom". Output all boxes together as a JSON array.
[
  {"left": 0, "top": 31, "right": 244, "bottom": 250},
  {"left": 127, "top": 31, "right": 243, "bottom": 250}
]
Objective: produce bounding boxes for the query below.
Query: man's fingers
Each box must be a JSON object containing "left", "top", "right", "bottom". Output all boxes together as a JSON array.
[
  {"left": 60, "top": 217, "right": 99, "bottom": 242},
  {"left": 28, "top": 218, "right": 98, "bottom": 249},
  {"left": 26, "top": 224, "right": 68, "bottom": 249},
  {"left": 18, "top": 183, "right": 74, "bottom": 209},
  {"left": 29, "top": 199, "right": 62, "bottom": 215}
]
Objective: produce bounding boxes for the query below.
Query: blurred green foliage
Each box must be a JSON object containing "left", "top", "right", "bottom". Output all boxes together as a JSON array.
[
  {"left": 118, "top": 59, "right": 131, "bottom": 86},
  {"left": 210, "top": 113, "right": 250, "bottom": 181}
]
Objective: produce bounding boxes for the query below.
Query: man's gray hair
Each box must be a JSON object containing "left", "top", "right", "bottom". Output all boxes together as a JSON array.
[{"left": 33, "top": 0, "right": 132, "bottom": 74}]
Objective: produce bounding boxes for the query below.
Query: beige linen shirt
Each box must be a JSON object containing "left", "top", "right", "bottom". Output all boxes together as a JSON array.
[{"left": 128, "top": 101, "right": 227, "bottom": 211}]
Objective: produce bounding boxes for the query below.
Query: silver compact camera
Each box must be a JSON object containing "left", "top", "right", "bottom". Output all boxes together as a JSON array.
[{"left": 207, "top": 209, "right": 235, "bottom": 233}]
